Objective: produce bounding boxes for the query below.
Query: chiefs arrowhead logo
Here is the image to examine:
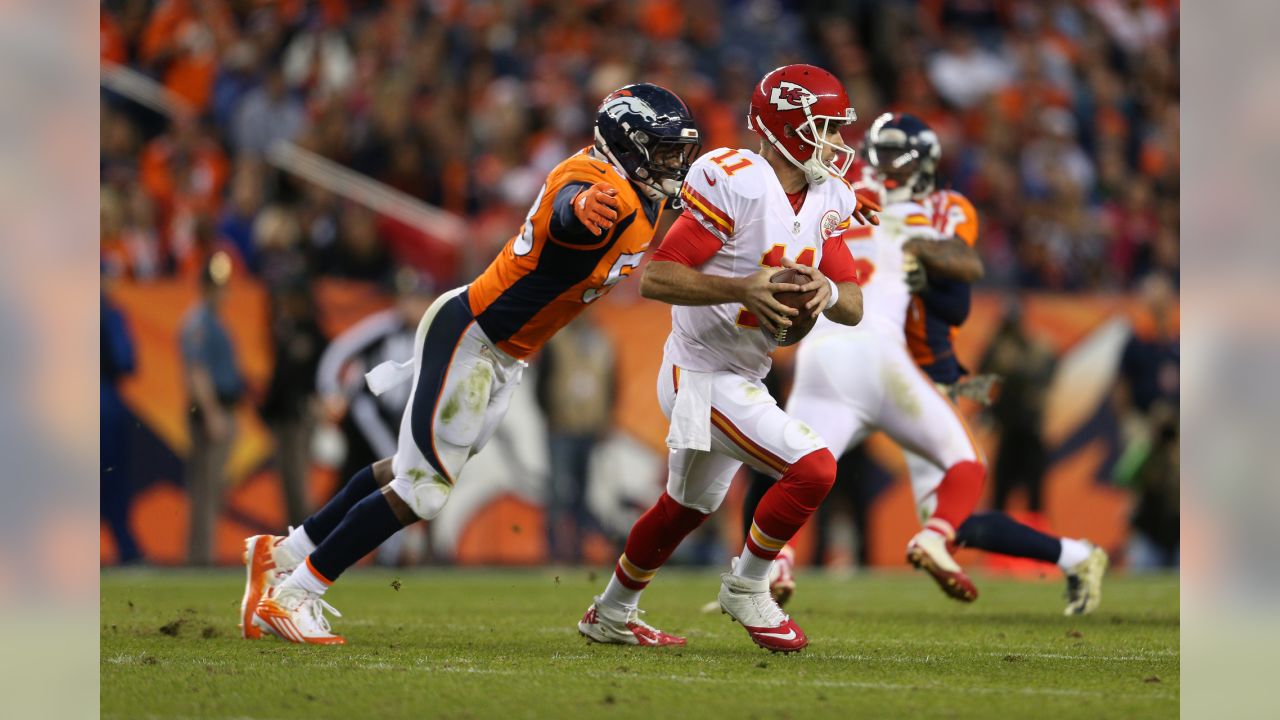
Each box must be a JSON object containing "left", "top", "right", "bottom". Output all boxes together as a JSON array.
[{"left": 769, "top": 81, "right": 818, "bottom": 111}]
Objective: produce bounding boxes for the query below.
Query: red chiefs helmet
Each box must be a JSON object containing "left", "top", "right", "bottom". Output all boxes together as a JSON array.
[{"left": 747, "top": 64, "right": 857, "bottom": 185}]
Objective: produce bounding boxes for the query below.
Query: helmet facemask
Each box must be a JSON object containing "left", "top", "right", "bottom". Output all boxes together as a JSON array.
[
  {"left": 596, "top": 127, "right": 701, "bottom": 203},
  {"left": 867, "top": 142, "right": 925, "bottom": 204},
  {"left": 864, "top": 113, "right": 942, "bottom": 202},
  {"left": 794, "top": 110, "right": 857, "bottom": 184},
  {"left": 632, "top": 133, "right": 701, "bottom": 201}
]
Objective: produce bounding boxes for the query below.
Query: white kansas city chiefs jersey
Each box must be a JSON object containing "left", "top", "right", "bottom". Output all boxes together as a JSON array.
[
  {"left": 810, "top": 198, "right": 942, "bottom": 343},
  {"left": 666, "top": 147, "right": 860, "bottom": 379}
]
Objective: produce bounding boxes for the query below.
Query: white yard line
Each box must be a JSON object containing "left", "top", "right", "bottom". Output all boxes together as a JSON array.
[{"left": 105, "top": 652, "right": 1176, "bottom": 702}]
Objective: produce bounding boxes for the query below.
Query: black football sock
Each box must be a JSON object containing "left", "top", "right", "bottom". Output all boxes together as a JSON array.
[
  {"left": 954, "top": 511, "right": 1061, "bottom": 564},
  {"left": 302, "top": 464, "right": 379, "bottom": 544},
  {"left": 308, "top": 491, "right": 412, "bottom": 583}
]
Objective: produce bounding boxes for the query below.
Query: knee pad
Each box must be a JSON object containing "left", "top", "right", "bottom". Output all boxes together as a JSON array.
[
  {"left": 782, "top": 448, "right": 837, "bottom": 509},
  {"left": 948, "top": 459, "right": 987, "bottom": 484},
  {"left": 388, "top": 469, "right": 453, "bottom": 521},
  {"left": 750, "top": 449, "right": 837, "bottom": 539}
]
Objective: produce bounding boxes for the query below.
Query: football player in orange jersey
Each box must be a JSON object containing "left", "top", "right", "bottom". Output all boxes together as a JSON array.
[{"left": 237, "top": 84, "right": 701, "bottom": 644}]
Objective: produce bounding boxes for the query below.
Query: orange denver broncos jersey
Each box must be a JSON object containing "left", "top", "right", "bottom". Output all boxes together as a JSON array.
[
  {"left": 905, "top": 189, "right": 979, "bottom": 382},
  {"left": 468, "top": 148, "right": 662, "bottom": 359}
]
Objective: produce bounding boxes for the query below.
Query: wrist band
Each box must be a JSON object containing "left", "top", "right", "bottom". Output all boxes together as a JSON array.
[{"left": 824, "top": 277, "right": 839, "bottom": 311}]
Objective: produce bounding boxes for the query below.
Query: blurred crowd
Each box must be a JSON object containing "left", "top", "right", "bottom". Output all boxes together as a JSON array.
[
  {"left": 101, "top": 0, "right": 1179, "bottom": 291},
  {"left": 100, "top": 0, "right": 1179, "bottom": 567}
]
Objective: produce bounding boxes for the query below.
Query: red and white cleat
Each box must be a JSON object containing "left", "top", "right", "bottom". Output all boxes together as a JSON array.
[
  {"left": 769, "top": 544, "right": 797, "bottom": 608},
  {"left": 578, "top": 598, "right": 686, "bottom": 647},
  {"left": 253, "top": 586, "right": 346, "bottom": 645},
  {"left": 239, "top": 534, "right": 300, "bottom": 639},
  {"left": 718, "top": 568, "right": 808, "bottom": 653},
  {"left": 907, "top": 529, "right": 978, "bottom": 603}
]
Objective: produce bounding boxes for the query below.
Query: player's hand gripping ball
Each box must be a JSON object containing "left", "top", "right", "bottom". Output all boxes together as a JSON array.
[{"left": 765, "top": 268, "right": 820, "bottom": 346}]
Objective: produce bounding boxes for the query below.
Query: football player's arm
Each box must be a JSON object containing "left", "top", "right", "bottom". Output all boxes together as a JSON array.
[
  {"left": 550, "top": 181, "right": 621, "bottom": 241},
  {"left": 641, "top": 212, "right": 802, "bottom": 335},
  {"left": 919, "top": 276, "right": 972, "bottom": 326},
  {"left": 903, "top": 236, "right": 984, "bottom": 283}
]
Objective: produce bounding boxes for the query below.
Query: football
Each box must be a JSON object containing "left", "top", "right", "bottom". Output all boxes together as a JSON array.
[{"left": 765, "top": 267, "right": 819, "bottom": 346}]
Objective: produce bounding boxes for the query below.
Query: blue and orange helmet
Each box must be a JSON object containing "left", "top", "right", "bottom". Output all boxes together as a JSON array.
[{"left": 594, "top": 83, "right": 701, "bottom": 202}]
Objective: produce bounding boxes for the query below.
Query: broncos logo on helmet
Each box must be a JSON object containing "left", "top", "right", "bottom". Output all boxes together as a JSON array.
[{"left": 603, "top": 95, "right": 659, "bottom": 124}]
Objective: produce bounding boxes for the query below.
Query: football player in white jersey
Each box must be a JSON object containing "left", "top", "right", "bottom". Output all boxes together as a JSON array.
[
  {"left": 898, "top": 120, "right": 1109, "bottom": 615},
  {"left": 577, "top": 64, "right": 879, "bottom": 653},
  {"left": 785, "top": 113, "right": 990, "bottom": 601}
]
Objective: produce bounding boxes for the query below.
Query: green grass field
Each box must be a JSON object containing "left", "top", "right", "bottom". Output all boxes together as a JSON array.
[{"left": 101, "top": 568, "right": 1178, "bottom": 719}]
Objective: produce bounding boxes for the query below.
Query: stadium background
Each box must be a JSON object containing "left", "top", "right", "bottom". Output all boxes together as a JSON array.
[{"left": 99, "top": 0, "right": 1179, "bottom": 570}]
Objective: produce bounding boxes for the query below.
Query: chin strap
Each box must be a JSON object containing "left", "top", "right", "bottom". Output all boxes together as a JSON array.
[{"left": 801, "top": 157, "right": 831, "bottom": 185}]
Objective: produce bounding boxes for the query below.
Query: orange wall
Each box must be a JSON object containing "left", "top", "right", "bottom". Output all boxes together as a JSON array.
[{"left": 102, "top": 278, "right": 1161, "bottom": 567}]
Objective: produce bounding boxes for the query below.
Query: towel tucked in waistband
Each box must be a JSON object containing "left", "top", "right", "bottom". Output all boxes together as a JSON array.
[
  {"left": 365, "top": 359, "right": 414, "bottom": 397},
  {"left": 665, "top": 367, "right": 713, "bottom": 452}
]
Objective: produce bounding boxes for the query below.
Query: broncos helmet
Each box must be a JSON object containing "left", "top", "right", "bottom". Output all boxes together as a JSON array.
[
  {"left": 863, "top": 113, "right": 941, "bottom": 203},
  {"left": 594, "top": 84, "right": 700, "bottom": 203}
]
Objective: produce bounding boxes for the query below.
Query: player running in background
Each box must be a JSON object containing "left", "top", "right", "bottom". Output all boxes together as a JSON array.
[
  {"left": 577, "top": 65, "right": 878, "bottom": 653},
  {"left": 897, "top": 119, "right": 1109, "bottom": 616},
  {"left": 238, "top": 84, "right": 702, "bottom": 644},
  {"left": 785, "top": 113, "right": 989, "bottom": 602}
]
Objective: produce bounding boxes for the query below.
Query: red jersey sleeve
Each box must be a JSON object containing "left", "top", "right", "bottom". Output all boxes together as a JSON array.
[
  {"left": 819, "top": 232, "right": 859, "bottom": 284},
  {"left": 651, "top": 211, "right": 723, "bottom": 267}
]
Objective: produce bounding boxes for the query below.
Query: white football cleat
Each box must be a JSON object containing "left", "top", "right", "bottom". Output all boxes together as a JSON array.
[
  {"left": 718, "top": 563, "right": 808, "bottom": 653},
  {"left": 1064, "top": 543, "right": 1109, "bottom": 616},
  {"left": 239, "top": 534, "right": 301, "bottom": 639},
  {"left": 578, "top": 597, "right": 686, "bottom": 647},
  {"left": 700, "top": 546, "right": 798, "bottom": 614},
  {"left": 907, "top": 529, "right": 978, "bottom": 602},
  {"left": 253, "top": 586, "right": 345, "bottom": 645}
]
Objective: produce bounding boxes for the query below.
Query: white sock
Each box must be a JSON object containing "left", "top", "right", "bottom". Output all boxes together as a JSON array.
[
  {"left": 1058, "top": 538, "right": 1092, "bottom": 571},
  {"left": 732, "top": 547, "right": 774, "bottom": 582},
  {"left": 280, "top": 525, "right": 316, "bottom": 563},
  {"left": 600, "top": 574, "right": 642, "bottom": 611},
  {"left": 279, "top": 560, "right": 330, "bottom": 596}
]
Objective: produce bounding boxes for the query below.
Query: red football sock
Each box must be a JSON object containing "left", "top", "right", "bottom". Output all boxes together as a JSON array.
[
  {"left": 745, "top": 449, "right": 837, "bottom": 562},
  {"left": 612, "top": 492, "right": 708, "bottom": 591},
  {"left": 925, "top": 460, "right": 986, "bottom": 540}
]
